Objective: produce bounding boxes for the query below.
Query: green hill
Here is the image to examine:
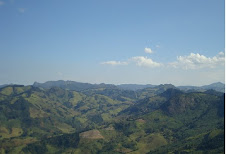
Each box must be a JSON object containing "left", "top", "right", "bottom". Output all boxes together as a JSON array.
[{"left": 0, "top": 84, "right": 224, "bottom": 153}]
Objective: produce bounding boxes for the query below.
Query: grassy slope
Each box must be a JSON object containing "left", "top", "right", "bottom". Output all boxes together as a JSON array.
[
  {"left": 0, "top": 85, "right": 224, "bottom": 153},
  {"left": 0, "top": 85, "right": 132, "bottom": 153}
]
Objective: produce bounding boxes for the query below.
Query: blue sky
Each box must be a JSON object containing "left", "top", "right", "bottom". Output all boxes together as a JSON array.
[{"left": 0, "top": 0, "right": 225, "bottom": 86}]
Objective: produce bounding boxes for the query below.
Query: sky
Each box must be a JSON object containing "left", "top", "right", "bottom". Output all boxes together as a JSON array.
[{"left": 0, "top": 0, "right": 225, "bottom": 86}]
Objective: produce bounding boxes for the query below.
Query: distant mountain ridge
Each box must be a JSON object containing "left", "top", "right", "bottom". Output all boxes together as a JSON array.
[
  {"left": 178, "top": 82, "right": 225, "bottom": 93},
  {"left": 32, "top": 80, "right": 225, "bottom": 93},
  {"left": 33, "top": 80, "right": 117, "bottom": 91}
]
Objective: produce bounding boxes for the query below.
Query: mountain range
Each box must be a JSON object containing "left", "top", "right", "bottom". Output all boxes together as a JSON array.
[
  {"left": 1, "top": 80, "right": 224, "bottom": 93},
  {"left": 33, "top": 80, "right": 224, "bottom": 92},
  {"left": 0, "top": 80, "right": 224, "bottom": 153}
]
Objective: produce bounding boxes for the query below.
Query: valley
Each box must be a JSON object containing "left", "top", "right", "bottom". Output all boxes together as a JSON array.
[{"left": 0, "top": 81, "right": 224, "bottom": 153}]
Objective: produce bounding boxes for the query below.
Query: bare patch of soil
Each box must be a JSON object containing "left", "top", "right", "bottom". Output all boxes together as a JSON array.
[{"left": 79, "top": 130, "right": 104, "bottom": 139}]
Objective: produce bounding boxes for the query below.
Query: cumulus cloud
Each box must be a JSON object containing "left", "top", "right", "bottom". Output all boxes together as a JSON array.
[
  {"left": 101, "top": 51, "right": 224, "bottom": 70},
  {"left": 130, "top": 56, "right": 162, "bottom": 68},
  {"left": 101, "top": 57, "right": 162, "bottom": 68},
  {"left": 0, "top": 1, "right": 4, "bottom": 6},
  {"left": 101, "top": 61, "right": 128, "bottom": 66},
  {"left": 169, "top": 52, "right": 225, "bottom": 69},
  {"left": 144, "top": 47, "right": 153, "bottom": 54}
]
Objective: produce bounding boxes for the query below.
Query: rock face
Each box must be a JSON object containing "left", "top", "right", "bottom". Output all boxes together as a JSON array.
[{"left": 79, "top": 130, "right": 104, "bottom": 139}]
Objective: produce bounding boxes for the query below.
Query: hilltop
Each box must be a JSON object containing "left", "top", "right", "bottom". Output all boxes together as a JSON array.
[{"left": 0, "top": 82, "right": 224, "bottom": 153}]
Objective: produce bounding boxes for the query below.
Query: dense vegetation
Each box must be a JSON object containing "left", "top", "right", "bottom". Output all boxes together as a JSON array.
[{"left": 0, "top": 81, "right": 224, "bottom": 153}]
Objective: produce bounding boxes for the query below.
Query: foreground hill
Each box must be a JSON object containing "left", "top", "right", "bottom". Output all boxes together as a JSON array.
[
  {"left": 0, "top": 84, "right": 224, "bottom": 153},
  {"left": 0, "top": 85, "right": 133, "bottom": 153}
]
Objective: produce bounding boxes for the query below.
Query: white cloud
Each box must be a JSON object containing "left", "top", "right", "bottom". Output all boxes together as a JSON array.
[
  {"left": 169, "top": 52, "right": 225, "bottom": 69},
  {"left": 0, "top": 1, "right": 4, "bottom": 6},
  {"left": 130, "top": 56, "right": 162, "bottom": 68},
  {"left": 101, "top": 61, "right": 128, "bottom": 66},
  {"left": 101, "top": 55, "right": 162, "bottom": 68},
  {"left": 144, "top": 47, "right": 153, "bottom": 54},
  {"left": 101, "top": 52, "right": 224, "bottom": 70},
  {"left": 18, "top": 8, "right": 25, "bottom": 13}
]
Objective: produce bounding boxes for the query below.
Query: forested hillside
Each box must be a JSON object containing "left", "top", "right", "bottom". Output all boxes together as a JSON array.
[{"left": 0, "top": 83, "right": 224, "bottom": 153}]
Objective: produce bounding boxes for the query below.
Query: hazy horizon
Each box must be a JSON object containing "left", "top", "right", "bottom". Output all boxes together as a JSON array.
[{"left": 0, "top": 0, "right": 225, "bottom": 86}]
